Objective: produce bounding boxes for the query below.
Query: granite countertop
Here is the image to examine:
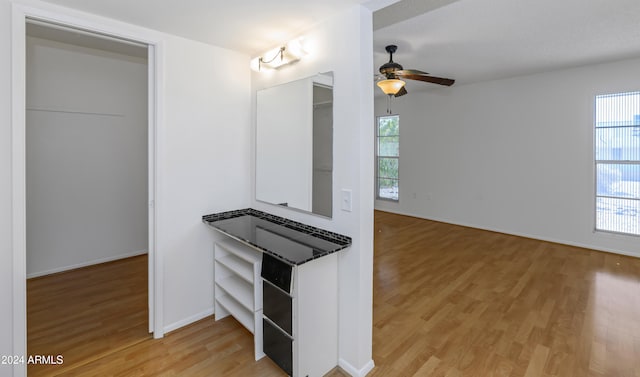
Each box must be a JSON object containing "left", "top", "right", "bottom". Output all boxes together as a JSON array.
[{"left": 202, "top": 208, "right": 351, "bottom": 266}]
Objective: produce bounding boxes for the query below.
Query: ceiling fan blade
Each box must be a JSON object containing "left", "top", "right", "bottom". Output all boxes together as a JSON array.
[
  {"left": 402, "top": 74, "right": 455, "bottom": 86},
  {"left": 394, "top": 86, "right": 408, "bottom": 97},
  {"left": 395, "top": 69, "right": 428, "bottom": 75}
]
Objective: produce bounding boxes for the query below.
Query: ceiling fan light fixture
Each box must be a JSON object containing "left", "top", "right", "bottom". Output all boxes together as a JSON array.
[
  {"left": 377, "top": 78, "right": 406, "bottom": 95},
  {"left": 374, "top": 45, "right": 455, "bottom": 98}
]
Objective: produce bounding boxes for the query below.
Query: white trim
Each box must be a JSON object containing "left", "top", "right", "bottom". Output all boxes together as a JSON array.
[
  {"left": 147, "top": 42, "right": 156, "bottom": 335},
  {"left": 338, "top": 358, "right": 375, "bottom": 377},
  {"left": 26, "top": 250, "right": 149, "bottom": 279},
  {"left": 11, "top": 4, "right": 165, "bottom": 375},
  {"left": 374, "top": 208, "right": 640, "bottom": 259},
  {"left": 151, "top": 40, "right": 165, "bottom": 339},
  {"left": 14, "top": 2, "right": 161, "bottom": 46},
  {"left": 11, "top": 5, "right": 28, "bottom": 377},
  {"left": 26, "top": 17, "right": 148, "bottom": 48},
  {"left": 163, "top": 308, "right": 214, "bottom": 334}
]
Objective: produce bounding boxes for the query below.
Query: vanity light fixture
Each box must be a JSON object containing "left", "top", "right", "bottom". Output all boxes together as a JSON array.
[{"left": 250, "top": 37, "right": 308, "bottom": 72}]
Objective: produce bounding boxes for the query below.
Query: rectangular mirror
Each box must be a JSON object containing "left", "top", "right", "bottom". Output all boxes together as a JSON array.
[{"left": 256, "top": 73, "right": 333, "bottom": 217}]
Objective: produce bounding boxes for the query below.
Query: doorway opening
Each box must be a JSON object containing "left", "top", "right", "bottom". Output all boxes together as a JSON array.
[
  {"left": 11, "top": 7, "right": 162, "bottom": 376},
  {"left": 24, "top": 19, "right": 153, "bottom": 375}
]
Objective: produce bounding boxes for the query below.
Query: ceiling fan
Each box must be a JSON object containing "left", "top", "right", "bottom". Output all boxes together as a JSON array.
[{"left": 376, "top": 45, "right": 455, "bottom": 97}]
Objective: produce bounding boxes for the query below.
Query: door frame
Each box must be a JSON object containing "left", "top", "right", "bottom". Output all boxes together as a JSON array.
[{"left": 11, "top": 4, "right": 164, "bottom": 376}]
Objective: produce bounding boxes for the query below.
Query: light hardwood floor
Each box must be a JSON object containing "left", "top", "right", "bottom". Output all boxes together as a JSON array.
[
  {"left": 27, "top": 255, "right": 150, "bottom": 376},
  {"left": 27, "top": 211, "right": 640, "bottom": 376}
]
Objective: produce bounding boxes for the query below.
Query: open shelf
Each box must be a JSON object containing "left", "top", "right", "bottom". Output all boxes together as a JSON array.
[
  {"left": 216, "top": 294, "right": 254, "bottom": 333},
  {"left": 217, "top": 254, "right": 253, "bottom": 283},
  {"left": 217, "top": 239, "right": 261, "bottom": 264},
  {"left": 217, "top": 275, "right": 253, "bottom": 311},
  {"left": 214, "top": 238, "right": 264, "bottom": 361}
]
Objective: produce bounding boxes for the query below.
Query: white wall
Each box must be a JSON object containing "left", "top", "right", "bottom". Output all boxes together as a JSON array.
[
  {"left": 3, "top": 2, "right": 252, "bottom": 375},
  {"left": 251, "top": 5, "right": 375, "bottom": 376},
  {"left": 160, "top": 32, "right": 251, "bottom": 332},
  {"left": 26, "top": 36, "right": 148, "bottom": 277},
  {"left": 375, "top": 57, "right": 640, "bottom": 258}
]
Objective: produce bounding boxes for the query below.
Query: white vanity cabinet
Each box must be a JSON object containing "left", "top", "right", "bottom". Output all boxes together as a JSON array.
[
  {"left": 214, "top": 238, "right": 264, "bottom": 360},
  {"left": 204, "top": 208, "right": 351, "bottom": 377}
]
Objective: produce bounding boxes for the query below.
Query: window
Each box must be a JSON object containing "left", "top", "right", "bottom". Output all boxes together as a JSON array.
[
  {"left": 594, "top": 91, "right": 640, "bottom": 236},
  {"left": 377, "top": 115, "right": 399, "bottom": 201}
]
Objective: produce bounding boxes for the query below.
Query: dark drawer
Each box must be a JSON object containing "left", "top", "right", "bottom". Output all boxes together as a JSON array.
[
  {"left": 263, "top": 318, "right": 293, "bottom": 376},
  {"left": 261, "top": 254, "right": 292, "bottom": 293},
  {"left": 263, "top": 279, "right": 293, "bottom": 335}
]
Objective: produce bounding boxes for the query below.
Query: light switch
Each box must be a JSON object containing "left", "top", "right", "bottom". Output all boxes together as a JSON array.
[{"left": 341, "top": 189, "right": 352, "bottom": 212}]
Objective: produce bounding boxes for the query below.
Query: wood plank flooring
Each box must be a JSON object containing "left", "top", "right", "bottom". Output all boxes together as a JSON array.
[
  {"left": 367, "top": 211, "right": 640, "bottom": 377},
  {"left": 27, "top": 212, "right": 640, "bottom": 376},
  {"left": 27, "top": 255, "right": 150, "bottom": 376}
]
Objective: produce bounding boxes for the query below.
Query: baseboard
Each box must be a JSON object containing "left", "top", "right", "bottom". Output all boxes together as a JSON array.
[
  {"left": 26, "top": 249, "right": 148, "bottom": 278},
  {"left": 163, "top": 308, "right": 214, "bottom": 334},
  {"left": 374, "top": 208, "right": 640, "bottom": 259},
  {"left": 338, "top": 358, "right": 375, "bottom": 377}
]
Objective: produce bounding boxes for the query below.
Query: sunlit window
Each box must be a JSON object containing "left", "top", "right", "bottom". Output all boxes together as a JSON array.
[
  {"left": 594, "top": 91, "right": 640, "bottom": 235},
  {"left": 376, "top": 115, "right": 399, "bottom": 201}
]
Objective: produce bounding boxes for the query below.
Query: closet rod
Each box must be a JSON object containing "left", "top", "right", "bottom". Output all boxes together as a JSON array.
[{"left": 26, "top": 107, "right": 124, "bottom": 117}]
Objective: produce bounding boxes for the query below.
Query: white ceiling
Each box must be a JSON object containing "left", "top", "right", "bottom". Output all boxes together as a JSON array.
[
  {"left": 39, "top": 0, "right": 372, "bottom": 56},
  {"left": 37, "top": 0, "right": 640, "bottom": 93},
  {"left": 374, "top": 0, "right": 640, "bottom": 94}
]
